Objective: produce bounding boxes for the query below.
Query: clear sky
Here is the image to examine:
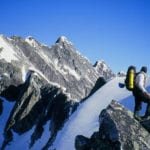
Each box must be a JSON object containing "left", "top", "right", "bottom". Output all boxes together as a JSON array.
[{"left": 0, "top": 0, "right": 150, "bottom": 74}]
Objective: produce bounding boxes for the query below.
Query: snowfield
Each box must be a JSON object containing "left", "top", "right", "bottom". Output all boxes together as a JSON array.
[
  {"left": 51, "top": 77, "right": 132, "bottom": 150},
  {"left": 1, "top": 76, "right": 150, "bottom": 150}
]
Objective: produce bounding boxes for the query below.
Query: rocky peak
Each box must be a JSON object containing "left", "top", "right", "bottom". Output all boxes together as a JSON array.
[
  {"left": 94, "top": 60, "right": 109, "bottom": 72},
  {"left": 94, "top": 60, "right": 115, "bottom": 80},
  {"left": 10, "top": 35, "right": 24, "bottom": 41},
  {"left": 55, "top": 36, "right": 72, "bottom": 45},
  {"left": 25, "top": 36, "right": 41, "bottom": 47}
]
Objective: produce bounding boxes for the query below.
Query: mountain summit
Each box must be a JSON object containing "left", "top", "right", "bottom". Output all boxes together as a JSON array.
[
  {"left": 0, "top": 35, "right": 113, "bottom": 149},
  {"left": 55, "top": 36, "right": 71, "bottom": 44}
]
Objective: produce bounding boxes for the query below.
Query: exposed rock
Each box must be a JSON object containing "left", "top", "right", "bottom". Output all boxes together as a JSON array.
[
  {"left": 1, "top": 71, "right": 73, "bottom": 150},
  {"left": 140, "top": 119, "right": 150, "bottom": 133},
  {"left": 94, "top": 60, "right": 115, "bottom": 80},
  {"left": 75, "top": 100, "right": 150, "bottom": 150},
  {"left": 0, "top": 60, "right": 23, "bottom": 100},
  {"left": 117, "top": 71, "right": 126, "bottom": 77},
  {"left": 75, "top": 135, "right": 91, "bottom": 150},
  {"left": 88, "top": 77, "right": 106, "bottom": 97}
]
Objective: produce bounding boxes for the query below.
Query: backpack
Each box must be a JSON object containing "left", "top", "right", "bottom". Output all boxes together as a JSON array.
[{"left": 125, "top": 66, "right": 136, "bottom": 91}]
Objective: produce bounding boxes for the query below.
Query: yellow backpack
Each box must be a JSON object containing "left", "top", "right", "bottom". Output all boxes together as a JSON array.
[{"left": 125, "top": 66, "right": 136, "bottom": 91}]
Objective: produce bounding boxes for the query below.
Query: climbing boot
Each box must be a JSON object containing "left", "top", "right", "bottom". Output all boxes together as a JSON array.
[
  {"left": 142, "top": 104, "right": 150, "bottom": 120},
  {"left": 134, "top": 111, "right": 141, "bottom": 121}
]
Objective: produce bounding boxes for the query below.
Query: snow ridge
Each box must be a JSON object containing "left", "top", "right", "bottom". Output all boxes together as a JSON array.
[{"left": 51, "top": 77, "right": 131, "bottom": 150}]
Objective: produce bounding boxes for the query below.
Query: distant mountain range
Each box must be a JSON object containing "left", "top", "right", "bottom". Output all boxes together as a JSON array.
[{"left": 0, "top": 34, "right": 114, "bottom": 150}]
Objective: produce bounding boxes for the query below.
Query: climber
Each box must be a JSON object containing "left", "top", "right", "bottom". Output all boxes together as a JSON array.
[{"left": 133, "top": 66, "right": 150, "bottom": 121}]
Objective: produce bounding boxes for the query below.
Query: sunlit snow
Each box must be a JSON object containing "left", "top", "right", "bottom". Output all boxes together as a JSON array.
[
  {"left": 25, "top": 36, "right": 39, "bottom": 48},
  {"left": 0, "top": 35, "right": 18, "bottom": 62},
  {"left": 51, "top": 77, "right": 131, "bottom": 150}
]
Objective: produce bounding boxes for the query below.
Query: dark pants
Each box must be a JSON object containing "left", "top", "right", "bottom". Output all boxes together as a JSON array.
[{"left": 133, "top": 89, "right": 150, "bottom": 114}]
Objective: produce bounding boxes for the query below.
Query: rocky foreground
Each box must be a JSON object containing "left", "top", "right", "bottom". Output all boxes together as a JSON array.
[{"left": 75, "top": 100, "right": 150, "bottom": 150}]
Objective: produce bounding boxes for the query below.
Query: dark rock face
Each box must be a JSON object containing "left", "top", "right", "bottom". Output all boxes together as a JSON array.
[
  {"left": 0, "top": 60, "right": 23, "bottom": 100},
  {"left": 75, "top": 100, "right": 150, "bottom": 150},
  {"left": 1, "top": 72, "right": 72, "bottom": 150},
  {"left": 140, "top": 119, "right": 150, "bottom": 133},
  {"left": 89, "top": 77, "right": 106, "bottom": 97},
  {"left": 0, "top": 35, "right": 113, "bottom": 149}
]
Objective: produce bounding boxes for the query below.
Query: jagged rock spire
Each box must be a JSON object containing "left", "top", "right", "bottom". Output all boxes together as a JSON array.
[
  {"left": 55, "top": 36, "right": 72, "bottom": 45},
  {"left": 56, "top": 36, "right": 67, "bottom": 43}
]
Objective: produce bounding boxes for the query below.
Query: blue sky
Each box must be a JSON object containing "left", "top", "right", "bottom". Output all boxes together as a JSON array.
[{"left": 0, "top": 0, "right": 150, "bottom": 74}]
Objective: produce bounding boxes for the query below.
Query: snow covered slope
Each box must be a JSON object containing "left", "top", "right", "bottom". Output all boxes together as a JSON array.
[
  {"left": 1, "top": 76, "right": 150, "bottom": 150},
  {"left": 50, "top": 76, "right": 149, "bottom": 150}
]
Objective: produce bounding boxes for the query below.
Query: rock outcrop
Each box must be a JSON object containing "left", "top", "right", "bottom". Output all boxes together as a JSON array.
[{"left": 75, "top": 100, "right": 150, "bottom": 150}]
